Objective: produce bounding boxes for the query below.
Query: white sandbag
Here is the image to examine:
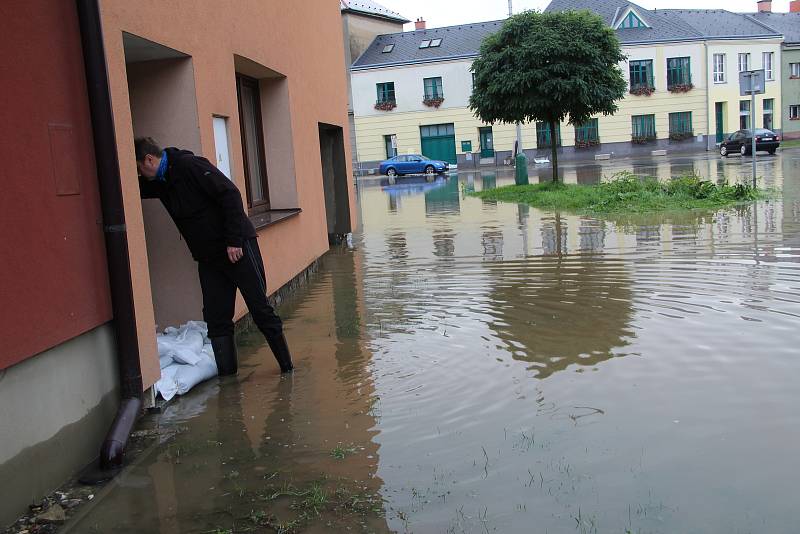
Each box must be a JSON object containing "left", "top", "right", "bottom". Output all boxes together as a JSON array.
[
  {"left": 159, "top": 354, "right": 174, "bottom": 369},
  {"left": 154, "top": 321, "right": 219, "bottom": 400},
  {"left": 172, "top": 352, "right": 218, "bottom": 395},
  {"left": 155, "top": 364, "right": 181, "bottom": 401},
  {"left": 156, "top": 330, "right": 204, "bottom": 365}
]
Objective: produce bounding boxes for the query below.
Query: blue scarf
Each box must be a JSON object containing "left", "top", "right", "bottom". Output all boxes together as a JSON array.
[{"left": 156, "top": 150, "right": 168, "bottom": 181}]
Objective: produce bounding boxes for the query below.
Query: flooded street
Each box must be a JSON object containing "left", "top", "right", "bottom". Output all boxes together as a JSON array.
[{"left": 68, "top": 150, "right": 800, "bottom": 534}]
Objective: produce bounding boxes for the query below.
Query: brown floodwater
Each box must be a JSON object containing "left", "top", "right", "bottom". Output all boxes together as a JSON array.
[{"left": 66, "top": 151, "right": 800, "bottom": 533}]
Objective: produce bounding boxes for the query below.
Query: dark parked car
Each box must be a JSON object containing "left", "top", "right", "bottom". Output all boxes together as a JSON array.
[
  {"left": 719, "top": 128, "right": 780, "bottom": 157},
  {"left": 379, "top": 154, "right": 449, "bottom": 177}
]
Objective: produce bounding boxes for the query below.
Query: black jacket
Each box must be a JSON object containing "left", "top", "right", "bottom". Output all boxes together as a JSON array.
[{"left": 139, "top": 148, "right": 257, "bottom": 261}]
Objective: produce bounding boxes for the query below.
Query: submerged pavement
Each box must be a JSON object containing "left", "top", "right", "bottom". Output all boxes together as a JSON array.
[{"left": 65, "top": 149, "right": 800, "bottom": 533}]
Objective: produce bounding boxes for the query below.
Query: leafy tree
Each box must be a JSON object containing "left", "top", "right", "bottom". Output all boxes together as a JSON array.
[{"left": 470, "top": 10, "right": 627, "bottom": 183}]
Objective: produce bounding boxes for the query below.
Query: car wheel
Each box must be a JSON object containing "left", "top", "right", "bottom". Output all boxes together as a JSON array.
[
  {"left": 768, "top": 149, "right": 776, "bottom": 155},
  {"left": 386, "top": 167, "right": 397, "bottom": 177},
  {"left": 720, "top": 145, "right": 727, "bottom": 157},
  {"left": 425, "top": 165, "right": 435, "bottom": 175},
  {"left": 740, "top": 144, "right": 748, "bottom": 156}
]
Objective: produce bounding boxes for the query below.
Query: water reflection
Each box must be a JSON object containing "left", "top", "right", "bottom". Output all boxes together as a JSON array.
[
  {"left": 424, "top": 176, "right": 460, "bottom": 216},
  {"left": 487, "top": 253, "right": 634, "bottom": 378},
  {"left": 576, "top": 164, "right": 602, "bottom": 185}
]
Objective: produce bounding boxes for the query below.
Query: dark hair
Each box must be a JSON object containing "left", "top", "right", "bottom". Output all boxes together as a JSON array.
[{"left": 134, "top": 137, "right": 162, "bottom": 161}]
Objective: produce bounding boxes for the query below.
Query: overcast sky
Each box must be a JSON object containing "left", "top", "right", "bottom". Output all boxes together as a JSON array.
[{"left": 377, "top": 0, "right": 794, "bottom": 30}]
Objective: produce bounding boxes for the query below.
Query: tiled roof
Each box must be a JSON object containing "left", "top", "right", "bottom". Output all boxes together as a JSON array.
[
  {"left": 749, "top": 12, "right": 800, "bottom": 44},
  {"left": 352, "top": 20, "right": 505, "bottom": 69},
  {"left": 340, "top": 0, "right": 410, "bottom": 23},
  {"left": 665, "top": 9, "right": 779, "bottom": 39},
  {"left": 352, "top": 0, "right": 785, "bottom": 69},
  {"left": 545, "top": 0, "right": 780, "bottom": 43}
]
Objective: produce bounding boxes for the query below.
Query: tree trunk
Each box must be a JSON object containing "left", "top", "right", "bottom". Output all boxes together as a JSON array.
[{"left": 549, "top": 119, "right": 559, "bottom": 183}]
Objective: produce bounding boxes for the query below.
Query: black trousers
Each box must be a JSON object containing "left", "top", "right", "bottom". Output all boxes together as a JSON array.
[{"left": 198, "top": 238, "right": 283, "bottom": 339}]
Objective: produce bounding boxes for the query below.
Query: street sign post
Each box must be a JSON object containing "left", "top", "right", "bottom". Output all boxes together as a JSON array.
[{"left": 739, "top": 70, "right": 765, "bottom": 188}]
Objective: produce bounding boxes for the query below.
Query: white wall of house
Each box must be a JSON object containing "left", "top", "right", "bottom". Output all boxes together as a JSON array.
[
  {"left": 352, "top": 58, "right": 474, "bottom": 117},
  {"left": 706, "top": 39, "right": 783, "bottom": 135}
]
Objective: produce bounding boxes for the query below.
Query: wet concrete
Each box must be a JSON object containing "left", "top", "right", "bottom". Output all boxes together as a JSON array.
[{"left": 65, "top": 150, "right": 800, "bottom": 533}]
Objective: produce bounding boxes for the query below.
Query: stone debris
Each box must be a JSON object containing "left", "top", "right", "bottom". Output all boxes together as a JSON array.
[{"left": 34, "top": 505, "right": 65, "bottom": 524}]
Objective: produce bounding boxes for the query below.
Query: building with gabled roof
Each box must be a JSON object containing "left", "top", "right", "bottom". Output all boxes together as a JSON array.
[{"left": 350, "top": 0, "right": 787, "bottom": 170}]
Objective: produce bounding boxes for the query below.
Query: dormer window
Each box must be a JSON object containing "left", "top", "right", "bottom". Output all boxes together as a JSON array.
[
  {"left": 620, "top": 11, "right": 645, "bottom": 28},
  {"left": 382, "top": 44, "right": 394, "bottom": 53},
  {"left": 614, "top": 7, "right": 649, "bottom": 30},
  {"left": 430, "top": 38, "right": 442, "bottom": 47},
  {"left": 419, "top": 40, "right": 431, "bottom": 49}
]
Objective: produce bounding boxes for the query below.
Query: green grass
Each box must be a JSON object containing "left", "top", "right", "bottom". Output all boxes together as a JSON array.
[
  {"left": 330, "top": 443, "right": 358, "bottom": 459},
  {"left": 470, "top": 172, "right": 764, "bottom": 214},
  {"left": 781, "top": 139, "right": 800, "bottom": 149}
]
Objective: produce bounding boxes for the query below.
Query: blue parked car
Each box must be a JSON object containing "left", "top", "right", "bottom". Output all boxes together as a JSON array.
[{"left": 379, "top": 154, "right": 449, "bottom": 177}]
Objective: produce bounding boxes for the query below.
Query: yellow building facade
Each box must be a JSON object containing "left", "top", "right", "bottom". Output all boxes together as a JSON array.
[{"left": 351, "top": 2, "right": 786, "bottom": 169}]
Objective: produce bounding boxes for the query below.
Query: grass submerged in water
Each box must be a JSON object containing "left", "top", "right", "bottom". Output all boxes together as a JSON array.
[{"left": 471, "top": 172, "right": 764, "bottom": 214}]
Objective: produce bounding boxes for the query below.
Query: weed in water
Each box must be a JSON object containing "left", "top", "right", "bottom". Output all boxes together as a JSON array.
[
  {"left": 470, "top": 171, "right": 767, "bottom": 215},
  {"left": 330, "top": 443, "right": 358, "bottom": 459}
]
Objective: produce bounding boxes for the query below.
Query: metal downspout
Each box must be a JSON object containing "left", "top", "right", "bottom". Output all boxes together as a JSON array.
[{"left": 75, "top": 0, "right": 143, "bottom": 481}]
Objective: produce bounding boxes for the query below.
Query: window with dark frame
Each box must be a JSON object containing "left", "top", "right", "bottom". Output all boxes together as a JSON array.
[
  {"left": 631, "top": 114, "right": 656, "bottom": 139},
  {"left": 574, "top": 119, "right": 599, "bottom": 143},
  {"left": 667, "top": 57, "right": 691, "bottom": 89},
  {"left": 629, "top": 60, "right": 654, "bottom": 90},
  {"left": 424, "top": 77, "right": 443, "bottom": 99},
  {"left": 236, "top": 73, "right": 269, "bottom": 213},
  {"left": 763, "top": 99, "right": 774, "bottom": 130},
  {"left": 376, "top": 82, "right": 396, "bottom": 104},
  {"left": 668, "top": 112, "right": 693, "bottom": 136},
  {"left": 536, "top": 122, "right": 562, "bottom": 148}
]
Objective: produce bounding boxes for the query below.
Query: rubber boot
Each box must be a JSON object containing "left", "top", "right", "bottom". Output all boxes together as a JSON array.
[
  {"left": 266, "top": 332, "right": 294, "bottom": 373},
  {"left": 210, "top": 336, "right": 238, "bottom": 376}
]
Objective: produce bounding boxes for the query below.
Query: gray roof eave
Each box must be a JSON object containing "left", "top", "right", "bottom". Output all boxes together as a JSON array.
[
  {"left": 622, "top": 34, "right": 781, "bottom": 46},
  {"left": 352, "top": 53, "right": 479, "bottom": 71},
  {"left": 341, "top": 8, "right": 411, "bottom": 23}
]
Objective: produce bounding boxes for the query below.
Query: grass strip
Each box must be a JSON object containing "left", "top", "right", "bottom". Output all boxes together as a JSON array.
[{"left": 470, "top": 172, "right": 765, "bottom": 214}]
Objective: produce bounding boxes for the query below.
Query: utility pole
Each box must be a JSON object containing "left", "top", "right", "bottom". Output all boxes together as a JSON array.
[
  {"left": 508, "top": 0, "right": 529, "bottom": 184},
  {"left": 751, "top": 88, "right": 757, "bottom": 188}
]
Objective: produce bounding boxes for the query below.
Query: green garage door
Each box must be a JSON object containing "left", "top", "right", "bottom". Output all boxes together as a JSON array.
[{"left": 420, "top": 123, "right": 457, "bottom": 164}]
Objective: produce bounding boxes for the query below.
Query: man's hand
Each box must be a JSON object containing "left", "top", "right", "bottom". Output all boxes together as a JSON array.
[{"left": 227, "top": 246, "right": 244, "bottom": 263}]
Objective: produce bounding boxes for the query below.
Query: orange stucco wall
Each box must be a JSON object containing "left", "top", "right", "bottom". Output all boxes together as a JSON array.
[{"left": 98, "top": 0, "right": 357, "bottom": 389}]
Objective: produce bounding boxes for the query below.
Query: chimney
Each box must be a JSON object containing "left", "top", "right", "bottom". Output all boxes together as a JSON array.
[
  {"left": 791, "top": 0, "right": 800, "bottom": 12},
  {"left": 415, "top": 17, "right": 426, "bottom": 30},
  {"left": 757, "top": 0, "right": 771, "bottom": 12}
]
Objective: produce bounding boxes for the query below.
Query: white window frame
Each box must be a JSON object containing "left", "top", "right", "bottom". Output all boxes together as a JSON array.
[
  {"left": 713, "top": 53, "right": 726, "bottom": 83},
  {"left": 791, "top": 63, "right": 800, "bottom": 78},
  {"left": 790, "top": 105, "right": 800, "bottom": 120},
  {"left": 763, "top": 52, "right": 774, "bottom": 81},
  {"left": 738, "top": 53, "right": 750, "bottom": 73}
]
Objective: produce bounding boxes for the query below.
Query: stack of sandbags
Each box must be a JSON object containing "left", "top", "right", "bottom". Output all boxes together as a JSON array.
[{"left": 155, "top": 321, "right": 218, "bottom": 401}]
